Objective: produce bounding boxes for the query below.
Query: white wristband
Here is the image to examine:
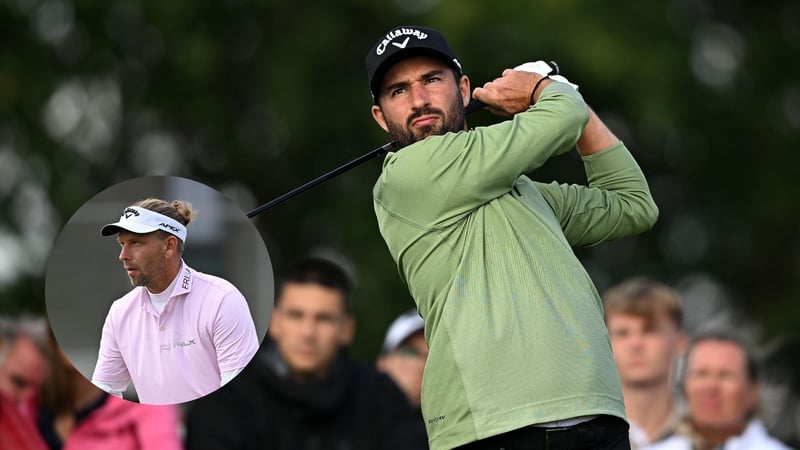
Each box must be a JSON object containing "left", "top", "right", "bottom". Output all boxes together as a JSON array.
[{"left": 514, "top": 61, "right": 579, "bottom": 90}]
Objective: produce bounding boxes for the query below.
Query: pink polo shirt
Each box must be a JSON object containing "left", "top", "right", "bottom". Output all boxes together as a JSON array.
[{"left": 92, "top": 262, "right": 259, "bottom": 404}]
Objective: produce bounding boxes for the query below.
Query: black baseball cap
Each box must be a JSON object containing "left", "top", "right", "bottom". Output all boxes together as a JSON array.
[{"left": 366, "top": 26, "right": 463, "bottom": 103}]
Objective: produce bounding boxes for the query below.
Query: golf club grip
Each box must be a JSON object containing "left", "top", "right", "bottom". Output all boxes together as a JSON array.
[
  {"left": 247, "top": 96, "right": 487, "bottom": 218},
  {"left": 465, "top": 98, "right": 486, "bottom": 115}
]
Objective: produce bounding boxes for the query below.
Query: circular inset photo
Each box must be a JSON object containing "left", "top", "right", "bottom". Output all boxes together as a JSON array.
[{"left": 45, "top": 176, "right": 273, "bottom": 405}]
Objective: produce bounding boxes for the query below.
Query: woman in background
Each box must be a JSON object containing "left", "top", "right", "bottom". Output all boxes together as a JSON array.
[{"left": 37, "top": 326, "right": 183, "bottom": 450}]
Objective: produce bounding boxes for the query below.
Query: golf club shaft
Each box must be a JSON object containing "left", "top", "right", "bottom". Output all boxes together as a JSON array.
[{"left": 247, "top": 98, "right": 486, "bottom": 218}]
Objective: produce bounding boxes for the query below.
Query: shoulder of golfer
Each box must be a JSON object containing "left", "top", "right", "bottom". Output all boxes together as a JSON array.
[
  {"left": 96, "top": 286, "right": 144, "bottom": 352},
  {"left": 184, "top": 268, "right": 259, "bottom": 373}
]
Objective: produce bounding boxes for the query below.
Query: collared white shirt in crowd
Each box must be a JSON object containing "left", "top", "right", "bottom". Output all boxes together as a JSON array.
[{"left": 647, "top": 419, "right": 793, "bottom": 450}]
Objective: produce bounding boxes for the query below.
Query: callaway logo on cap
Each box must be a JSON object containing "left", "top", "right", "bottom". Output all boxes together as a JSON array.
[
  {"left": 365, "top": 25, "right": 462, "bottom": 102},
  {"left": 101, "top": 206, "right": 188, "bottom": 243}
]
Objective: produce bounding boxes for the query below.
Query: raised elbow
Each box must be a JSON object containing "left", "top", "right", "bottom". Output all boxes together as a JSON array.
[
  {"left": 630, "top": 195, "right": 659, "bottom": 233},
  {"left": 642, "top": 201, "right": 659, "bottom": 230}
]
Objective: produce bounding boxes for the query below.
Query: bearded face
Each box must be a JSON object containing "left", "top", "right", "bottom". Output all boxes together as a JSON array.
[
  {"left": 384, "top": 86, "right": 467, "bottom": 147},
  {"left": 372, "top": 56, "right": 468, "bottom": 147}
]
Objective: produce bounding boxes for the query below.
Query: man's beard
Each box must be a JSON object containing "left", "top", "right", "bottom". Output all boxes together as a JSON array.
[
  {"left": 385, "top": 95, "right": 466, "bottom": 147},
  {"left": 129, "top": 259, "right": 166, "bottom": 291}
]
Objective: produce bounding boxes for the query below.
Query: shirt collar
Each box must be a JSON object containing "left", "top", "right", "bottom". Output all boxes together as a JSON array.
[{"left": 171, "top": 260, "right": 193, "bottom": 298}]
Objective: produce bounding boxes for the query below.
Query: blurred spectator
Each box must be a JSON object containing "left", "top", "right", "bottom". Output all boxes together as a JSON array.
[
  {"left": 37, "top": 325, "right": 183, "bottom": 450},
  {"left": 377, "top": 308, "right": 428, "bottom": 409},
  {"left": 185, "top": 257, "right": 427, "bottom": 450},
  {"left": 603, "top": 278, "right": 688, "bottom": 449},
  {"left": 0, "top": 316, "right": 49, "bottom": 412},
  {"left": 0, "top": 316, "right": 49, "bottom": 450},
  {"left": 649, "top": 328, "right": 793, "bottom": 450},
  {"left": 375, "top": 308, "right": 429, "bottom": 448}
]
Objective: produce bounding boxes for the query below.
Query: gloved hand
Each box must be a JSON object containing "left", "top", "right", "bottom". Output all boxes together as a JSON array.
[{"left": 513, "top": 60, "right": 578, "bottom": 90}]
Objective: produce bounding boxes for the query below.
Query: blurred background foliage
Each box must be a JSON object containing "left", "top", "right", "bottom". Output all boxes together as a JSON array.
[{"left": 1, "top": 0, "right": 799, "bottom": 442}]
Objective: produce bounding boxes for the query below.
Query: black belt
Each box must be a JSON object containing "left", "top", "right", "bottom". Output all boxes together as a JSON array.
[{"left": 455, "top": 415, "right": 630, "bottom": 450}]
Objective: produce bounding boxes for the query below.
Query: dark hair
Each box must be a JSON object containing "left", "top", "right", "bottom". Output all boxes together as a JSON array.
[
  {"left": 275, "top": 257, "right": 353, "bottom": 312},
  {"left": 603, "top": 277, "right": 683, "bottom": 329},
  {"left": 684, "top": 327, "right": 760, "bottom": 383},
  {"left": 0, "top": 315, "right": 50, "bottom": 365}
]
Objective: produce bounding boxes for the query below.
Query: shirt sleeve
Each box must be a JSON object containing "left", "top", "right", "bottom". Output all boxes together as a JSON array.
[
  {"left": 375, "top": 82, "right": 589, "bottom": 228},
  {"left": 212, "top": 289, "right": 259, "bottom": 373},
  {"left": 536, "top": 142, "right": 659, "bottom": 247},
  {"left": 91, "top": 380, "right": 127, "bottom": 398},
  {"left": 91, "top": 306, "right": 132, "bottom": 389},
  {"left": 220, "top": 367, "right": 244, "bottom": 386}
]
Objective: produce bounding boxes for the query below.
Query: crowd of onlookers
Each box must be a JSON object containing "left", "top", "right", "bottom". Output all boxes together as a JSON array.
[
  {"left": 0, "top": 257, "right": 795, "bottom": 449},
  {"left": 602, "top": 278, "right": 792, "bottom": 450}
]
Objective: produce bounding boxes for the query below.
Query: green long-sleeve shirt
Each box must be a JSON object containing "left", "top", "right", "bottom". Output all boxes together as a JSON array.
[{"left": 373, "top": 82, "right": 658, "bottom": 450}]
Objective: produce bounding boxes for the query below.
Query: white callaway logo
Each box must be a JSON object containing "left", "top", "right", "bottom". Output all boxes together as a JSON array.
[
  {"left": 376, "top": 28, "right": 428, "bottom": 55},
  {"left": 392, "top": 37, "right": 410, "bottom": 49}
]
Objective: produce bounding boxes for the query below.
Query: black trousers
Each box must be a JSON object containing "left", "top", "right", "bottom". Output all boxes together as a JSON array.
[{"left": 454, "top": 415, "right": 631, "bottom": 450}]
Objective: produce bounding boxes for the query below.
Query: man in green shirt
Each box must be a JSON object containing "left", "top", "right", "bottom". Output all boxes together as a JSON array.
[{"left": 365, "top": 25, "right": 659, "bottom": 450}]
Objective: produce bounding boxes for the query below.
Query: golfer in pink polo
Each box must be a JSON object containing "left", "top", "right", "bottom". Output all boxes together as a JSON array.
[{"left": 91, "top": 198, "right": 259, "bottom": 405}]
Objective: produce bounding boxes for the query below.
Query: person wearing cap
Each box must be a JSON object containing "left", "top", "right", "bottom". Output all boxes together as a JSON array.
[
  {"left": 91, "top": 198, "right": 259, "bottom": 405},
  {"left": 377, "top": 308, "right": 428, "bottom": 409},
  {"left": 365, "top": 25, "right": 659, "bottom": 449},
  {"left": 184, "top": 257, "right": 428, "bottom": 450}
]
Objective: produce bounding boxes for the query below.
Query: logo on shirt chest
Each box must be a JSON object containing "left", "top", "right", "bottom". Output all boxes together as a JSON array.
[
  {"left": 173, "top": 338, "right": 196, "bottom": 348},
  {"left": 160, "top": 337, "right": 197, "bottom": 351}
]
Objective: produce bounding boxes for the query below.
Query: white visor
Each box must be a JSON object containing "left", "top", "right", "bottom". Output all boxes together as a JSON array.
[
  {"left": 381, "top": 309, "right": 425, "bottom": 354},
  {"left": 101, "top": 206, "right": 187, "bottom": 243}
]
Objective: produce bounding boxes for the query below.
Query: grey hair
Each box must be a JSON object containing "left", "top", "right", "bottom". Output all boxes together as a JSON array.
[{"left": 0, "top": 315, "right": 50, "bottom": 364}]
